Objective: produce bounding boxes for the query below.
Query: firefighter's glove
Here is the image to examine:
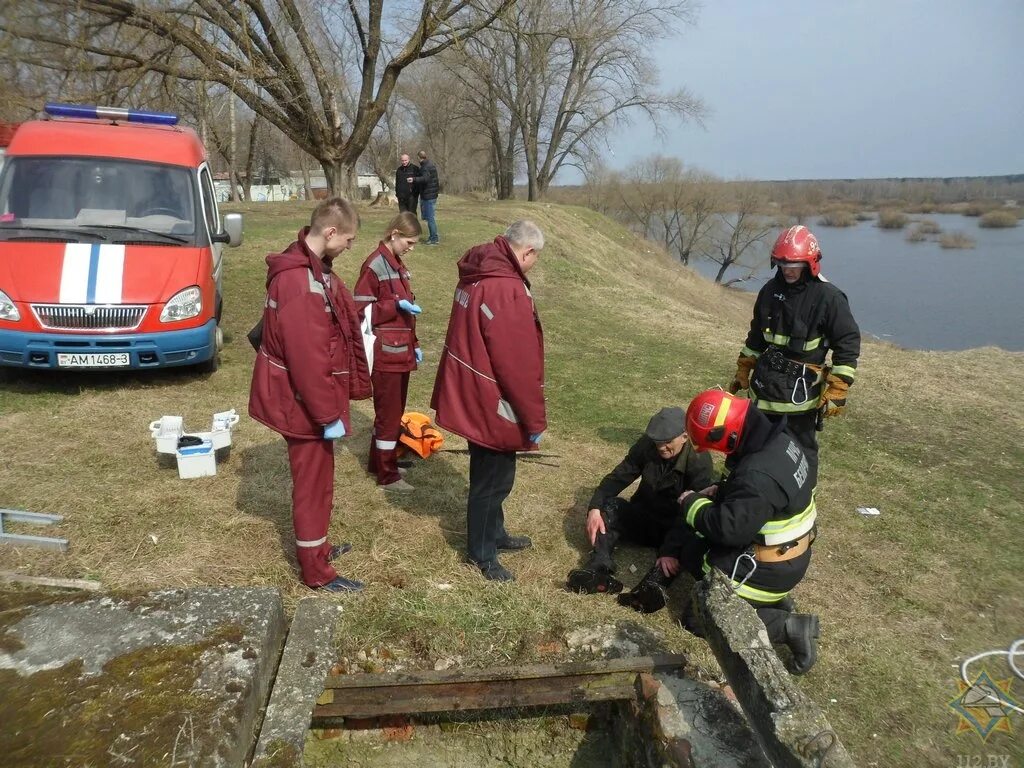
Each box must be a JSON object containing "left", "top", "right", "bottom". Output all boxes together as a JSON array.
[
  {"left": 820, "top": 374, "right": 850, "bottom": 417},
  {"left": 323, "top": 419, "right": 346, "bottom": 440},
  {"left": 415, "top": 347, "right": 423, "bottom": 363},
  {"left": 397, "top": 299, "right": 422, "bottom": 315},
  {"left": 729, "top": 354, "right": 757, "bottom": 393}
]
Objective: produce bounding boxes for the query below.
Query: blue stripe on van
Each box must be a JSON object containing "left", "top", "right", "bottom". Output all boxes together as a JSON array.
[{"left": 86, "top": 243, "right": 101, "bottom": 303}]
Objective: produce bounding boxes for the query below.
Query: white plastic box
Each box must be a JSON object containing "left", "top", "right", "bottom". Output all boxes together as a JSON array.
[
  {"left": 149, "top": 415, "right": 184, "bottom": 454},
  {"left": 176, "top": 438, "right": 216, "bottom": 479}
]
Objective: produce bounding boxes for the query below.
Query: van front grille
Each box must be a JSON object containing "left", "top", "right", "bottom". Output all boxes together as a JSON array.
[{"left": 31, "top": 304, "right": 147, "bottom": 332}]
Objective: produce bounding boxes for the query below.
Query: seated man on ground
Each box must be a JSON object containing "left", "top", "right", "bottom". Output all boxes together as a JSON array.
[{"left": 566, "top": 406, "right": 714, "bottom": 603}]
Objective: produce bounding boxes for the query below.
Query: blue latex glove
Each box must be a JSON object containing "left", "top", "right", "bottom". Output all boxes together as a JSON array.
[
  {"left": 415, "top": 347, "right": 423, "bottom": 363},
  {"left": 397, "top": 299, "right": 422, "bottom": 315},
  {"left": 323, "top": 419, "right": 346, "bottom": 440},
  {"left": 529, "top": 432, "right": 544, "bottom": 445}
]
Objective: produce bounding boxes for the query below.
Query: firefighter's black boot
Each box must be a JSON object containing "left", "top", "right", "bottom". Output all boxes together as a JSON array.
[
  {"left": 617, "top": 565, "right": 672, "bottom": 614},
  {"left": 784, "top": 613, "right": 820, "bottom": 675}
]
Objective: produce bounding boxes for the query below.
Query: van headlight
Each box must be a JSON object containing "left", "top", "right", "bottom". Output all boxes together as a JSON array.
[
  {"left": 160, "top": 286, "right": 202, "bottom": 322},
  {"left": 0, "top": 289, "right": 20, "bottom": 321}
]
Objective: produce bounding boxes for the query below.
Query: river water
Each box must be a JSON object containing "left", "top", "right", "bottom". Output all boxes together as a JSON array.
[{"left": 685, "top": 213, "right": 1024, "bottom": 351}]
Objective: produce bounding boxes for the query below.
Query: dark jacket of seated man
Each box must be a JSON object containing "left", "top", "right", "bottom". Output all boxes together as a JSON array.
[{"left": 585, "top": 407, "right": 714, "bottom": 571}]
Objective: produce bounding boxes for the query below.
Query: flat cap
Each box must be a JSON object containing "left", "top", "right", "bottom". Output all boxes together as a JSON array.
[{"left": 645, "top": 406, "right": 686, "bottom": 443}]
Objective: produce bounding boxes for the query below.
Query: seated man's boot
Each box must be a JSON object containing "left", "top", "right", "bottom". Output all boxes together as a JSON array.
[
  {"left": 784, "top": 613, "right": 820, "bottom": 675},
  {"left": 617, "top": 566, "right": 672, "bottom": 614},
  {"left": 567, "top": 565, "right": 623, "bottom": 595}
]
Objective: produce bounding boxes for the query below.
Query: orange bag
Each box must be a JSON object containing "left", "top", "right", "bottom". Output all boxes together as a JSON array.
[{"left": 397, "top": 412, "right": 446, "bottom": 459}]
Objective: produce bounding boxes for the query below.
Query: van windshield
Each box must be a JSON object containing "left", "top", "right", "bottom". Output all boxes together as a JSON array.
[{"left": 0, "top": 157, "right": 197, "bottom": 242}]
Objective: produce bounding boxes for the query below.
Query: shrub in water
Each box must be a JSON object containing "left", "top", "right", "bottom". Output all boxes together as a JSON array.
[
  {"left": 877, "top": 210, "right": 909, "bottom": 229},
  {"left": 978, "top": 210, "right": 1019, "bottom": 228},
  {"left": 939, "top": 232, "right": 975, "bottom": 249}
]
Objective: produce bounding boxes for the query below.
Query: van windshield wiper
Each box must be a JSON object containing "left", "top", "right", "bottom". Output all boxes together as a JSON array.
[
  {"left": 0, "top": 225, "right": 107, "bottom": 242},
  {"left": 87, "top": 225, "right": 190, "bottom": 245}
]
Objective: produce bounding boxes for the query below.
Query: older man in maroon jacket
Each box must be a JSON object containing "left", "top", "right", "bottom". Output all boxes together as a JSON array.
[
  {"left": 431, "top": 220, "right": 546, "bottom": 581},
  {"left": 250, "top": 198, "right": 371, "bottom": 592}
]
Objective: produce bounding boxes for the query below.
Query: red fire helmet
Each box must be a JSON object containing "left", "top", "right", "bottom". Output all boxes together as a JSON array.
[
  {"left": 685, "top": 389, "right": 750, "bottom": 454},
  {"left": 770, "top": 225, "right": 821, "bottom": 277}
]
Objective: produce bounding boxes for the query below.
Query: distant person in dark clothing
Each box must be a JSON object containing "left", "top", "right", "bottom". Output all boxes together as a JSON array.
[
  {"left": 395, "top": 154, "right": 419, "bottom": 215},
  {"left": 415, "top": 150, "right": 440, "bottom": 245}
]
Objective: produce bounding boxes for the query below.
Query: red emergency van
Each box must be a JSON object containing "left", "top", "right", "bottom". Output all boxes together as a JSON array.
[{"left": 0, "top": 104, "right": 242, "bottom": 372}]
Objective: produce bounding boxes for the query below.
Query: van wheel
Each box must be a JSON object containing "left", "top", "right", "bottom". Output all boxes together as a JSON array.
[{"left": 197, "top": 324, "right": 223, "bottom": 374}]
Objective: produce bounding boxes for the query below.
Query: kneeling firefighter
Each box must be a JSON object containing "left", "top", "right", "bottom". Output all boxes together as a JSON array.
[
  {"left": 729, "top": 225, "right": 860, "bottom": 476},
  {"left": 665, "top": 389, "right": 821, "bottom": 675}
]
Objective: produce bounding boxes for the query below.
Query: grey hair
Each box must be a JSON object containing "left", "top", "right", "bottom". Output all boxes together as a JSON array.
[{"left": 504, "top": 220, "right": 544, "bottom": 252}]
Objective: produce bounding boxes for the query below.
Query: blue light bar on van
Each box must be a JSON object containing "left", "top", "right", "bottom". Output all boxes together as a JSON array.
[{"left": 44, "top": 103, "right": 179, "bottom": 126}]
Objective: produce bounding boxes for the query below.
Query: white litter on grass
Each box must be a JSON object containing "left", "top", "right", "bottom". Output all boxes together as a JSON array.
[
  {"left": 856, "top": 507, "right": 881, "bottom": 516},
  {"left": 434, "top": 583, "right": 453, "bottom": 591}
]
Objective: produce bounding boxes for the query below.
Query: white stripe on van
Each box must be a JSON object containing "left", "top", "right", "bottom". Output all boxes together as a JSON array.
[
  {"left": 93, "top": 245, "right": 125, "bottom": 303},
  {"left": 59, "top": 244, "right": 92, "bottom": 304}
]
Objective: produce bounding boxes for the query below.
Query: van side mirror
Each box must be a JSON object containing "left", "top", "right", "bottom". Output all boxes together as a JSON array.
[{"left": 214, "top": 213, "right": 243, "bottom": 247}]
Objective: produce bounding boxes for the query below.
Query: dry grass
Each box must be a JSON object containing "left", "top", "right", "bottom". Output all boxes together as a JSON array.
[
  {"left": 818, "top": 209, "right": 857, "bottom": 227},
  {"left": 877, "top": 209, "right": 909, "bottom": 229},
  {"left": 978, "top": 210, "right": 1019, "bottom": 228},
  {"left": 939, "top": 231, "right": 976, "bottom": 249},
  {"left": 0, "top": 200, "right": 1021, "bottom": 766}
]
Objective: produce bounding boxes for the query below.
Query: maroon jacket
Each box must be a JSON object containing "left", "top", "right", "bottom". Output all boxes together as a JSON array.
[
  {"left": 249, "top": 229, "right": 371, "bottom": 439},
  {"left": 353, "top": 242, "right": 419, "bottom": 373},
  {"left": 431, "top": 236, "right": 546, "bottom": 451}
]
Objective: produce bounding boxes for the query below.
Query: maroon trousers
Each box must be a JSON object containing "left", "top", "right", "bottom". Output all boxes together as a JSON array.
[
  {"left": 285, "top": 436, "right": 338, "bottom": 587},
  {"left": 367, "top": 369, "right": 410, "bottom": 485}
]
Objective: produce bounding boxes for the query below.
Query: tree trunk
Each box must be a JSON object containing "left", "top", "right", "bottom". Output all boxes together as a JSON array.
[
  {"left": 322, "top": 160, "right": 359, "bottom": 200},
  {"left": 714, "top": 261, "right": 730, "bottom": 283},
  {"left": 229, "top": 97, "right": 239, "bottom": 202}
]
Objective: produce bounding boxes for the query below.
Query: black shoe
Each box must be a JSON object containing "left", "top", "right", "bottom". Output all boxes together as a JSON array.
[
  {"left": 473, "top": 560, "right": 515, "bottom": 582},
  {"left": 316, "top": 575, "right": 364, "bottom": 592},
  {"left": 784, "top": 613, "right": 820, "bottom": 675},
  {"left": 496, "top": 535, "right": 533, "bottom": 551},
  {"left": 329, "top": 543, "right": 352, "bottom": 562},
  {"left": 617, "top": 580, "right": 668, "bottom": 614},
  {"left": 566, "top": 567, "right": 623, "bottom": 595}
]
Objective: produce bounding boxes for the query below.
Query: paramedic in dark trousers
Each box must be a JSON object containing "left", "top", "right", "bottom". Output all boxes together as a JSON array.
[
  {"left": 729, "top": 225, "right": 860, "bottom": 475},
  {"left": 669, "top": 389, "right": 820, "bottom": 675},
  {"left": 354, "top": 211, "right": 423, "bottom": 492},
  {"left": 566, "top": 407, "right": 714, "bottom": 600},
  {"left": 431, "top": 220, "right": 546, "bottom": 582},
  {"left": 249, "top": 197, "right": 371, "bottom": 593}
]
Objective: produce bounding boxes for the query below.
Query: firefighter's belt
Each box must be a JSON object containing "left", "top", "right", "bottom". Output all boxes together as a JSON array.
[{"left": 753, "top": 532, "right": 812, "bottom": 563}]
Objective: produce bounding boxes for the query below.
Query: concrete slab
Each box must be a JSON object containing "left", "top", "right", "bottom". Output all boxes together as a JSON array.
[
  {"left": 695, "top": 570, "right": 856, "bottom": 768},
  {"left": 252, "top": 597, "right": 343, "bottom": 768},
  {"left": 0, "top": 586, "right": 285, "bottom": 768}
]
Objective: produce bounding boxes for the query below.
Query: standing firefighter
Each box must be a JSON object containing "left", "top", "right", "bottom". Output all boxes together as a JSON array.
[
  {"left": 730, "top": 225, "right": 860, "bottom": 473},
  {"left": 670, "top": 389, "right": 821, "bottom": 675},
  {"left": 249, "top": 198, "right": 371, "bottom": 592},
  {"left": 354, "top": 212, "right": 423, "bottom": 492}
]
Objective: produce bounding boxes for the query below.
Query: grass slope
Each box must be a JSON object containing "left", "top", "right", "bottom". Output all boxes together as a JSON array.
[{"left": 0, "top": 199, "right": 1021, "bottom": 766}]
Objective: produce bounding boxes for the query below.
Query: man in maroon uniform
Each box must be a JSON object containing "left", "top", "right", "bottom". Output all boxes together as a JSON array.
[
  {"left": 249, "top": 198, "right": 371, "bottom": 592},
  {"left": 431, "top": 220, "right": 546, "bottom": 581}
]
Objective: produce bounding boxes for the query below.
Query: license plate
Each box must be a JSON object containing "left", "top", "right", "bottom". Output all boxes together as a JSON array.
[{"left": 57, "top": 352, "right": 130, "bottom": 368}]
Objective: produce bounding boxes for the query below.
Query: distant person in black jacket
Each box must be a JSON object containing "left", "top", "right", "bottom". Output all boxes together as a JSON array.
[
  {"left": 566, "top": 407, "right": 714, "bottom": 600},
  {"left": 395, "top": 154, "right": 419, "bottom": 215},
  {"left": 415, "top": 150, "right": 440, "bottom": 245}
]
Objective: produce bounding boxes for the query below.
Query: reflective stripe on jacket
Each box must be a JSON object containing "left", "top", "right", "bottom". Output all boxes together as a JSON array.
[{"left": 353, "top": 243, "right": 418, "bottom": 373}]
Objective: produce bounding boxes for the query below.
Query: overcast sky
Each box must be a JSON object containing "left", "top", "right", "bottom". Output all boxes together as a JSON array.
[{"left": 595, "top": 0, "right": 1023, "bottom": 181}]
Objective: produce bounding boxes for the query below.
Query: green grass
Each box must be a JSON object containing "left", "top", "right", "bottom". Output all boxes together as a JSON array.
[{"left": 0, "top": 199, "right": 1021, "bottom": 766}]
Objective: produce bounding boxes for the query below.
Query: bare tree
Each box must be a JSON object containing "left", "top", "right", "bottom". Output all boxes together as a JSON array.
[
  {"left": 0, "top": 0, "right": 513, "bottom": 196},
  {"left": 704, "top": 184, "right": 774, "bottom": 284},
  {"left": 467, "top": 0, "right": 704, "bottom": 200}
]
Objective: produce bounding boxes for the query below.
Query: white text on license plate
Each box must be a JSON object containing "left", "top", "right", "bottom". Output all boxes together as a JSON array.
[{"left": 57, "top": 353, "right": 131, "bottom": 368}]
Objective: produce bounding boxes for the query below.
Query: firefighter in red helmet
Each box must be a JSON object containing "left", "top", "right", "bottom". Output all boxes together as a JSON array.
[
  {"left": 660, "top": 389, "right": 821, "bottom": 675},
  {"left": 729, "top": 225, "right": 860, "bottom": 474}
]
